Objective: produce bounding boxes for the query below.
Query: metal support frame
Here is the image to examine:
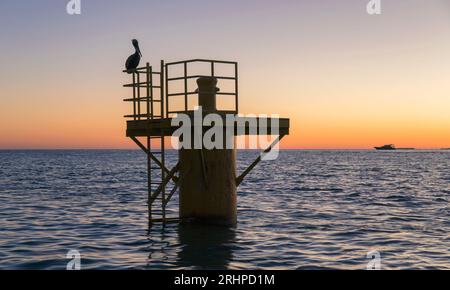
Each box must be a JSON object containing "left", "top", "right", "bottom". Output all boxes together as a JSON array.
[
  {"left": 124, "top": 59, "right": 289, "bottom": 225},
  {"left": 151, "top": 162, "right": 180, "bottom": 200}
]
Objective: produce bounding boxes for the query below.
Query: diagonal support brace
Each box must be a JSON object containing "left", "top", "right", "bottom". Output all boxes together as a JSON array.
[
  {"left": 163, "top": 167, "right": 188, "bottom": 207},
  {"left": 129, "top": 136, "right": 179, "bottom": 183},
  {"left": 236, "top": 134, "right": 285, "bottom": 186},
  {"left": 151, "top": 162, "right": 180, "bottom": 201}
]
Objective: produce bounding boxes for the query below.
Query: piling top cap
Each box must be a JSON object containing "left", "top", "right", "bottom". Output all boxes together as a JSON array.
[{"left": 197, "top": 76, "right": 218, "bottom": 88}]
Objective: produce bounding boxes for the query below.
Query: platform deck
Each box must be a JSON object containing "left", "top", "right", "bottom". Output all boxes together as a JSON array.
[{"left": 126, "top": 116, "right": 290, "bottom": 137}]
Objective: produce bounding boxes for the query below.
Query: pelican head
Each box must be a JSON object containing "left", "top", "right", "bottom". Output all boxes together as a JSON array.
[{"left": 132, "top": 39, "right": 142, "bottom": 57}]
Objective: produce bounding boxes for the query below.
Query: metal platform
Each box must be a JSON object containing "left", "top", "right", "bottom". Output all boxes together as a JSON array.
[{"left": 126, "top": 116, "right": 290, "bottom": 137}]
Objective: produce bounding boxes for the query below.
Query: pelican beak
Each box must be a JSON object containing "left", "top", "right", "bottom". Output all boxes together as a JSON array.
[{"left": 138, "top": 47, "right": 142, "bottom": 57}]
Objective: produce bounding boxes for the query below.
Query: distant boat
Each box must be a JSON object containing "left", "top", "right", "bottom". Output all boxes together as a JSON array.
[
  {"left": 375, "top": 144, "right": 396, "bottom": 150},
  {"left": 374, "top": 144, "right": 415, "bottom": 151}
]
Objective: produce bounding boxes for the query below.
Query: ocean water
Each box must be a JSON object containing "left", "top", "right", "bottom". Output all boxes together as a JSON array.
[{"left": 0, "top": 150, "right": 449, "bottom": 270}]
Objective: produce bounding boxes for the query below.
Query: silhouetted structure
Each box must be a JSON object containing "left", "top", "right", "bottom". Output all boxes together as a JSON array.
[
  {"left": 123, "top": 59, "right": 290, "bottom": 226},
  {"left": 375, "top": 144, "right": 415, "bottom": 150},
  {"left": 375, "top": 144, "right": 396, "bottom": 150}
]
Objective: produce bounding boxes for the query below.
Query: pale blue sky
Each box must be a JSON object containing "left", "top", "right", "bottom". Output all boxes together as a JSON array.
[{"left": 1, "top": 0, "right": 450, "bottom": 148}]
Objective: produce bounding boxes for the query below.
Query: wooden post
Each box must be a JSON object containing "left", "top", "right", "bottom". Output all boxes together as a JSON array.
[{"left": 179, "top": 77, "right": 237, "bottom": 225}]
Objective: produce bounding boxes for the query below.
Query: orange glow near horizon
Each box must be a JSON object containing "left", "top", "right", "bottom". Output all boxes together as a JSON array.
[{"left": 1, "top": 1, "right": 450, "bottom": 150}]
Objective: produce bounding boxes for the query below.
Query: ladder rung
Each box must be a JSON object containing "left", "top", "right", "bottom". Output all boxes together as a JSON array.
[
  {"left": 148, "top": 211, "right": 166, "bottom": 214},
  {"left": 149, "top": 217, "right": 181, "bottom": 223}
]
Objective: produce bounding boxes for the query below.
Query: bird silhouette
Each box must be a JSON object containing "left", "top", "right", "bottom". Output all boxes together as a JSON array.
[{"left": 125, "top": 39, "right": 142, "bottom": 73}]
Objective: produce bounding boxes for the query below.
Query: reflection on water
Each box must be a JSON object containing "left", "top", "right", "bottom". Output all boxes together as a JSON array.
[
  {"left": 1, "top": 150, "right": 450, "bottom": 269},
  {"left": 177, "top": 224, "right": 236, "bottom": 269},
  {"left": 144, "top": 223, "right": 236, "bottom": 270}
]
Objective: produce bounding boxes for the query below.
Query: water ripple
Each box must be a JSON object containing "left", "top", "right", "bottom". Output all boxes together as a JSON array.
[{"left": 0, "top": 150, "right": 450, "bottom": 269}]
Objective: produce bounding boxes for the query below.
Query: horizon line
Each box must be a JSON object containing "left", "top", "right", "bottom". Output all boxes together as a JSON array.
[{"left": 1, "top": 147, "right": 449, "bottom": 151}]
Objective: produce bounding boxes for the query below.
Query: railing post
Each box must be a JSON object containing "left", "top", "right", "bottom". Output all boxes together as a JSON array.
[
  {"left": 165, "top": 63, "right": 169, "bottom": 117},
  {"left": 235, "top": 62, "right": 239, "bottom": 114},
  {"left": 184, "top": 62, "right": 188, "bottom": 111},
  {"left": 150, "top": 66, "right": 153, "bottom": 119},
  {"left": 161, "top": 60, "right": 165, "bottom": 118},
  {"left": 160, "top": 60, "right": 166, "bottom": 221},
  {"left": 146, "top": 63, "right": 150, "bottom": 120},
  {"left": 137, "top": 72, "right": 141, "bottom": 120}
]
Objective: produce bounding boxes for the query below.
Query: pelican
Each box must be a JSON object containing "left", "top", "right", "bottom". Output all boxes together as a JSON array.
[{"left": 125, "top": 39, "right": 142, "bottom": 73}]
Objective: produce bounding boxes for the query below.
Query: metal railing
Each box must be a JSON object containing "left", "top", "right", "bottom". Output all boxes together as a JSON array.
[
  {"left": 165, "top": 59, "right": 238, "bottom": 117},
  {"left": 123, "top": 61, "right": 164, "bottom": 120}
]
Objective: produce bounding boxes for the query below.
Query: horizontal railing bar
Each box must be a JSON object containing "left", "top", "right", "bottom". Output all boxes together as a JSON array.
[
  {"left": 136, "top": 70, "right": 161, "bottom": 75},
  {"left": 167, "top": 111, "right": 189, "bottom": 114},
  {"left": 148, "top": 217, "right": 181, "bottom": 223},
  {"left": 167, "top": 75, "right": 236, "bottom": 81},
  {"left": 166, "top": 92, "right": 197, "bottom": 97},
  {"left": 124, "top": 114, "right": 163, "bottom": 118},
  {"left": 167, "top": 91, "right": 236, "bottom": 97},
  {"left": 167, "top": 110, "right": 237, "bottom": 115},
  {"left": 166, "top": 59, "right": 237, "bottom": 66},
  {"left": 123, "top": 83, "right": 161, "bottom": 88},
  {"left": 123, "top": 97, "right": 162, "bottom": 102}
]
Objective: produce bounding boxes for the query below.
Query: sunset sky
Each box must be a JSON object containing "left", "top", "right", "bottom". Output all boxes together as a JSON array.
[{"left": 1, "top": 0, "right": 450, "bottom": 149}]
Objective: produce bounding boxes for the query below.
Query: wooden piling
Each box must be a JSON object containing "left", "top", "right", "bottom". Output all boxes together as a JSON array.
[{"left": 179, "top": 77, "right": 237, "bottom": 225}]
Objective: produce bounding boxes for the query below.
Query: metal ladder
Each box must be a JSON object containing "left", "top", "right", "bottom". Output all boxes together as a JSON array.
[{"left": 124, "top": 61, "right": 180, "bottom": 225}]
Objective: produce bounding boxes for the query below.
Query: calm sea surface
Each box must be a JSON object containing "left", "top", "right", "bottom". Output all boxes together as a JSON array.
[{"left": 0, "top": 150, "right": 449, "bottom": 270}]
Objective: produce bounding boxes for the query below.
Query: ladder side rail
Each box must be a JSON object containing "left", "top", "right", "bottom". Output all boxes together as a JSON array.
[
  {"left": 146, "top": 63, "right": 150, "bottom": 119},
  {"left": 235, "top": 62, "right": 239, "bottom": 114},
  {"left": 146, "top": 63, "right": 152, "bottom": 224},
  {"left": 137, "top": 72, "right": 141, "bottom": 120},
  {"left": 160, "top": 60, "right": 166, "bottom": 221},
  {"left": 184, "top": 62, "right": 188, "bottom": 111},
  {"left": 165, "top": 63, "right": 169, "bottom": 117},
  {"left": 132, "top": 72, "right": 137, "bottom": 120}
]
